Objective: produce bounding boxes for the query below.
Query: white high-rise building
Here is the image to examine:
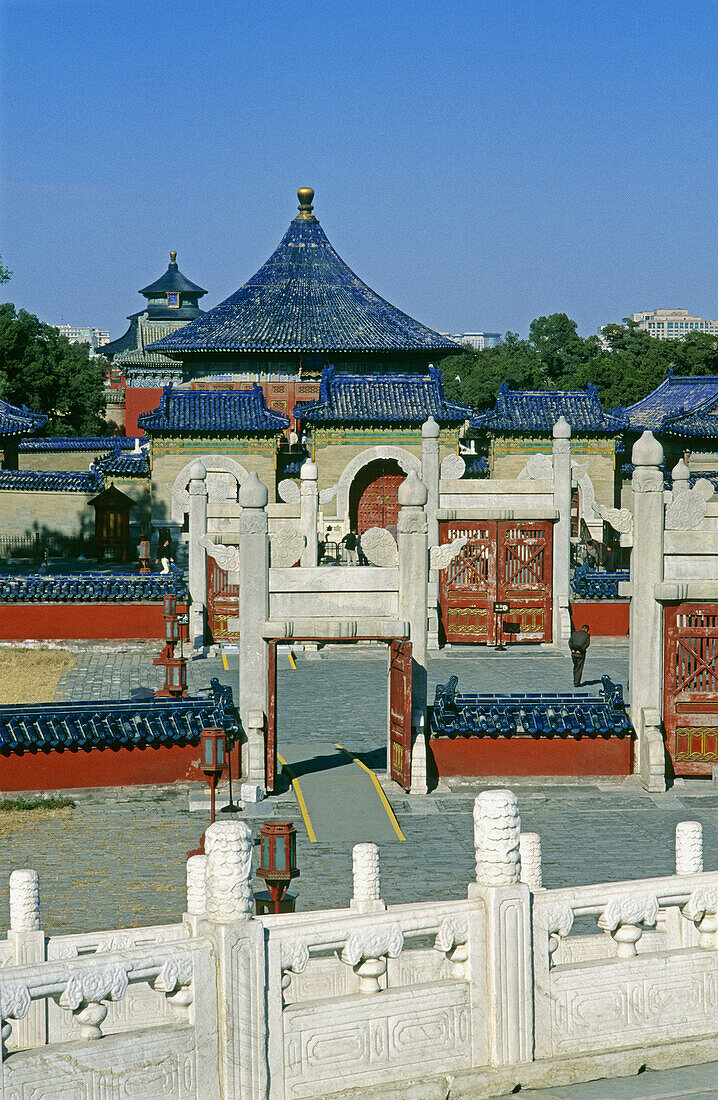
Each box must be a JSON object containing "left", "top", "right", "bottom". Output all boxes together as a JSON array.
[
  {"left": 630, "top": 309, "right": 718, "bottom": 340},
  {"left": 441, "top": 331, "right": 502, "bottom": 350},
  {"left": 53, "top": 325, "right": 111, "bottom": 356}
]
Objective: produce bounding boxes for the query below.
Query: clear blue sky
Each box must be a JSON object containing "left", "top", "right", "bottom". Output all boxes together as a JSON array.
[{"left": 1, "top": 0, "right": 716, "bottom": 341}]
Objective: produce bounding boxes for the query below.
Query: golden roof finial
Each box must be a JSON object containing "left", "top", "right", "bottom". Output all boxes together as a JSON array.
[
  {"left": 169, "top": 250, "right": 177, "bottom": 265},
  {"left": 296, "top": 187, "right": 315, "bottom": 219}
]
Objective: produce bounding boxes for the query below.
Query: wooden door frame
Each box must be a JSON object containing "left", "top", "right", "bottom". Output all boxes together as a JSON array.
[
  {"left": 663, "top": 602, "right": 718, "bottom": 775},
  {"left": 266, "top": 635, "right": 412, "bottom": 793}
]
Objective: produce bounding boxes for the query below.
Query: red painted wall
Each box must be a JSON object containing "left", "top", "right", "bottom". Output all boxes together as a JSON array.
[
  {"left": 0, "top": 603, "right": 186, "bottom": 641},
  {"left": 429, "top": 734, "right": 633, "bottom": 778},
  {"left": 1, "top": 742, "right": 202, "bottom": 791},
  {"left": 570, "top": 601, "right": 630, "bottom": 637},
  {"left": 124, "top": 387, "right": 164, "bottom": 436}
]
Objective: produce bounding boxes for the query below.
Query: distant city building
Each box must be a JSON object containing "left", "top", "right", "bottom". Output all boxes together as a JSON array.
[
  {"left": 441, "top": 332, "right": 502, "bottom": 350},
  {"left": 54, "top": 325, "right": 110, "bottom": 355},
  {"left": 630, "top": 309, "right": 718, "bottom": 340}
]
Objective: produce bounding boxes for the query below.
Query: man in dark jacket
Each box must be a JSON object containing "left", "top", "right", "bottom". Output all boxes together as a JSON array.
[{"left": 569, "top": 624, "right": 591, "bottom": 687}]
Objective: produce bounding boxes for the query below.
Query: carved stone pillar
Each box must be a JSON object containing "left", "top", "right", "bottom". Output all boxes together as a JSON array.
[
  {"left": 186, "top": 854, "right": 208, "bottom": 918},
  {"left": 469, "top": 790, "right": 532, "bottom": 1066},
  {"left": 350, "top": 843, "right": 385, "bottom": 913},
  {"left": 552, "top": 417, "right": 571, "bottom": 644},
  {"left": 519, "top": 832, "right": 543, "bottom": 891},
  {"left": 238, "top": 472, "right": 269, "bottom": 784},
  {"left": 204, "top": 820, "right": 254, "bottom": 923},
  {"left": 187, "top": 459, "right": 208, "bottom": 650},
  {"left": 422, "top": 417, "right": 441, "bottom": 651},
  {"left": 629, "top": 432, "right": 665, "bottom": 763},
  {"left": 397, "top": 471, "right": 429, "bottom": 793},
  {"left": 675, "top": 820, "right": 703, "bottom": 874},
  {"left": 8, "top": 869, "right": 46, "bottom": 1050},
  {"left": 299, "top": 459, "right": 319, "bottom": 567}
]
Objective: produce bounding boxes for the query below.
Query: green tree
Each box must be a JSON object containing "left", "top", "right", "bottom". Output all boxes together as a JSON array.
[
  {"left": 440, "top": 332, "right": 542, "bottom": 413},
  {"left": 0, "top": 303, "right": 108, "bottom": 435},
  {"left": 0, "top": 255, "right": 11, "bottom": 284}
]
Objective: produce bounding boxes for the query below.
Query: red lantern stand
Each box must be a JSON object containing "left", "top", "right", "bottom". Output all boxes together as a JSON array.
[
  {"left": 187, "top": 727, "right": 228, "bottom": 858},
  {"left": 255, "top": 822, "right": 299, "bottom": 914},
  {"left": 138, "top": 535, "right": 152, "bottom": 574},
  {"left": 154, "top": 593, "right": 188, "bottom": 698}
]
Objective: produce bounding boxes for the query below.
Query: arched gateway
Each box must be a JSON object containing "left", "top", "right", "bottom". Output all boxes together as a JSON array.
[{"left": 350, "top": 459, "right": 406, "bottom": 534}]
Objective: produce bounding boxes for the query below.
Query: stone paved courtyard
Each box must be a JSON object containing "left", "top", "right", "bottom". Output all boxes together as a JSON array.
[{"left": 1, "top": 641, "right": 716, "bottom": 935}]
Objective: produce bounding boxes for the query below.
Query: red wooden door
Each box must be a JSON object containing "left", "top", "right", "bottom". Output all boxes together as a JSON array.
[
  {"left": 664, "top": 604, "right": 718, "bottom": 776},
  {"left": 354, "top": 469, "right": 404, "bottom": 534},
  {"left": 497, "top": 521, "right": 553, "bottom": 643},
  {"left": 206, "top": 559, "right": 240, "bottom": 642},
  {"left": 389, "top": 638, "right": 412, "bottom": 790},
  {"left": 266, "top": 640, "right": 277, "bottom": 792},
  {"left": 438, "top": 521, "right": 497, "bottom": 643}
]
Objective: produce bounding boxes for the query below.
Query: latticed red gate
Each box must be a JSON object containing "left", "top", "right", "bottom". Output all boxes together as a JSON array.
[
  {"left": 206, "top": 559, "right": 240, "bottom": 642},
  {"left": 438, "top": 520, "right": 553, "bottom": 644},
  {"left": 664, "top": 604, "right": 718, "bottom": 775},
  {"left": 389, "top": 638, "right": 413, "bottom": 791}
]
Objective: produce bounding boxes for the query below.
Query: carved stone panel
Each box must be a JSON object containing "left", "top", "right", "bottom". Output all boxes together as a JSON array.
[
  {"left": 360, "top": 527, "right": 399, "bottom": 567},
  {"left": 440, "top": 454, "right": 466, "bottom": 480},
  {"left": 270, "top": 529, "right": 306, "bottom": 567}
]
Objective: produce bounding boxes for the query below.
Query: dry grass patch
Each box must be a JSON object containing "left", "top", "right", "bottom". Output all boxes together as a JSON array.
[
  {"left": 0, "top": 807, "right": 74, "bottom": 837},
  {"left": 0, "top": 648, "right": 75, "bottom": 705}
]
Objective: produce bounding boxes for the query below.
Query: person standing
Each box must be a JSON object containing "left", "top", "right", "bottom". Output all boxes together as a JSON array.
[
  {"left": 342, "top": 529, "right": 359, "bottom": 566},
  {"left": 569, "top": 623, "right": 591, "bottom": 687}
]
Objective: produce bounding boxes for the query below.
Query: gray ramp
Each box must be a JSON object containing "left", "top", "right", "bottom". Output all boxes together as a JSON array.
[{"left": 277, "top": 742, "right": 404, "bottom": 843}]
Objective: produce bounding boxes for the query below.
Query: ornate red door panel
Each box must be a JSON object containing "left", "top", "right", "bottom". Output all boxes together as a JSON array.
[
  {"left": 439, "top": 521, "right": 497, "bottom": 643},
  {"left": 664, "top": 604, "right": 718, "bottom": 776},
  {"left": 389, "top": 638, "right": 412, "bottom": 790},
  {"left": 351, "top": 461, "right": 405, "bottom": 535},
  {"left": 497, "top": 521, "right": 553, "bottom": 643},
  {"left": 206, "top": 559, "right": 240, "bottom": 642}
]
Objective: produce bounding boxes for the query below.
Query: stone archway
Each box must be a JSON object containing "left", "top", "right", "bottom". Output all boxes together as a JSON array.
[
  {"left": 335, "top": 446, "right": 421, "bottom": 526},
  {"left": 350, "top": 459, "right": 406, "bottom": 534},
  {"left": 169, "top": 455, "right": 251, "bottom": 523}
]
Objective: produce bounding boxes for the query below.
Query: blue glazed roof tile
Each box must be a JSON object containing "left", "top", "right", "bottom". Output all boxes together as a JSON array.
[
  {"left": 0, "top": 573, "right": 187, "bottom": 602},
  {"left": 626, "top": 373, "right": 718, "bottom": 433},
  {"left": 148, "top": 193, "right": 461, "bottom": 356},
  {"left": 430, "top": 675, "right": 631, "bottom": 738},
  {"left": 92, "top": 446, "right": 150, "bottom": 477},
  {"left": 294, "top": 366, "right": 471, "bottom": 425},
  {"left": 571, "top": 564, "right": 630, "bottom": 599},
  {"left": 0, "top": 399, "right": 47, "bottom": 438},
  {"left": 19, "top": 436, "right": 137, "bottom": 452},
  {"left": 471, "top": 384, "right": 628, "bottom": 434},
  {"left": 137, "top": 384, "right": 289, "bottom": 434},
  {"left": 0, "top": 469, "right": 102, "bottom": 492},
  {"left": 0, "top": 678, "right": 236, "bottom": 755}
]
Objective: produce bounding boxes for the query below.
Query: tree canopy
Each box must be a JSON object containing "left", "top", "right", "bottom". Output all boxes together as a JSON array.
[
  {"left": 0, "top": 303, "right": 108, "bottom": 435},
  {"left": 440, "top": 313, "right": 718, "bottom": 415}
]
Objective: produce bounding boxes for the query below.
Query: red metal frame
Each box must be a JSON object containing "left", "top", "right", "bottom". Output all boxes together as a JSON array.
[
  {"left": 664, "top": 603, "right": 718, "bottom": 775},
  {"left": 206, "top": 559, "right": 240, "bottom": 642},
  {"left": 438, "top": 520, "right": 553, "bottom": 644},
  {"left": 266, "top": 635, "right": 412, "bottom": 793}
]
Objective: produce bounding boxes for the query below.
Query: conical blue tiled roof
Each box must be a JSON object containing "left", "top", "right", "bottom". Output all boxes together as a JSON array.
[{"left": 148, "top": 190, "right": 460, "bottom": 356}]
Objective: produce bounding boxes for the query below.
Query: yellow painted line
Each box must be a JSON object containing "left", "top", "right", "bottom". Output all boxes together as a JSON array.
[
  {"left": 277, "top": 752, "right": 317, "bottom": 843},
  {"left": 288, "top": 651, "right": 297, "bottom": 670},
  {"left": 221, "top": 651, "right": 229, "bottom": 671},
  {"left": 334, "top": 743, "right": 406, "bottom": 842}
]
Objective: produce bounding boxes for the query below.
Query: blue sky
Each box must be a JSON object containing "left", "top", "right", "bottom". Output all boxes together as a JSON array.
[{"left": 1, "top": 0, "right": 716, "bottom": 340}]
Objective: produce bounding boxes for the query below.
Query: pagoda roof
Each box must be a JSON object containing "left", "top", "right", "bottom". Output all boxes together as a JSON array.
[
  {"left": 471, "top": 385, "right": 628, "bottom": 434},
  {"left": 148, "top": 189, "right": 461, "bottom": 356},
  {"left": 0, "top": 398, "right": 47, "bottom": 438},
  {"left": 294, "top": 366, "right": 471, "bottom": 425},
  {"left": 140, "top": 252, "right": 207, "bottom": 298},
  {"left": 0, "top": 469, "right": 102, "bottom": 492},
  {"left": 626, "top": 373, "right": 718, "bottom": 433},
  {"left": 19, "top": 436, "right": 136, "bottom": 452},
  {"left": 92, "top": 445, "right": 150, "bottom": 477},
  {"left": 137, "top": 385, "right": 290, "bottom": 435}
]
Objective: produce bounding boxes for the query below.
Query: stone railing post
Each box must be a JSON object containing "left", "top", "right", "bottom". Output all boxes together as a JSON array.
[
  {"left": 238, "top": 472, "right": 270, "bottom": 785},
  {"left": 598, "top": 894, "right": 658, "bottom": 957},
  {"left": 185, "top": 853, "right": 207, "bottom": 934},
  {"left": 552, "top": 416, "right": 571, "bottom": 644},
  {"left": 299, "top": 459, "right": 319, "bottom": 567},
  {"left": 7, "top": 869, "right": 47, "bottom": 1050},
  {"left": 676, "top": 821, "right": 703, "bottom": 874},
  {"left": 469, "top": 790, "right": 532, "bottom": 1066},
  {"left": 397, "top": 471, "right": 429, "bottom": 794},
  {"left": 519, "top": 832, "right": 543, "bottom": 891},
  {"left": 200, "top": 820, "right": 268, "bottom": 1099},
  {"left": 629, "top": 432, "right": 665, "bottom": 759},
  {"left": 187, "top": 458, "right": 208, "bottom": 651},
  {"left": 350, "top": 843, "right": 386, "bottom": 913}
]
